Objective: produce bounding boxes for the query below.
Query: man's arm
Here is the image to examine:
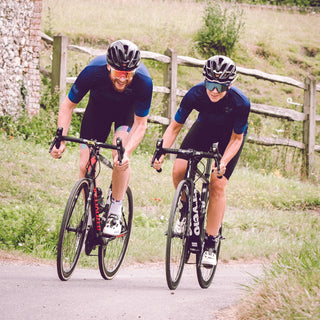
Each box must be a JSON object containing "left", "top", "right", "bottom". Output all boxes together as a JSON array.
[
  {"left": 162, "top": 120, "right": 184, "bottom": 148},
  {"left": 151, "top": 120, "right": 184, "bottom": 170},
  {"left": 221, "top": 130, "right": 244, "bottom": 165},
  {"left": 50, "top": 96, "right": 77, "bottom": 159},
  {"left": 57, "top": 96, "right": 77, "bottom": 135},
  {"left": 122, "top": 114, "right": 148, "bottom": 157},
  {"left": 212, "top": 130, "right": 243, "bottom": 176}
]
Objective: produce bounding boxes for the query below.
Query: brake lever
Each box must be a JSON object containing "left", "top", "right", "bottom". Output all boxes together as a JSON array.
[
  {"left": 151, "top": 138, "right": 164, "bottom": 173},
  {"left": 49, "top": 127, "right": 63, "bottom": 153},
  {"left": 211, "top": 142, "right": 223, "bottom": 179},
  {"left": 116, "top": 137, "right": 125, "bottom": 166}
]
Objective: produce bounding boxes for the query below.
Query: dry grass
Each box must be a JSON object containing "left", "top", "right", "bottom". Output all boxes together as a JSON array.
[{"left": 42, "top": 0, "right": 320, "bottom": 81}]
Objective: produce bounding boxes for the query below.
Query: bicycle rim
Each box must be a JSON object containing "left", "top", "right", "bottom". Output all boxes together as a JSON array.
[
  {"left": 98, "top": 186, "right": 133, "bottom": 280},
  {"left": 196, "top": 226, "right": 222, "bottom": 288},
  {"left": 165, "top": 180, "right": 191, "bottom": 290},
  {"left": 57, "top": 179, "right": 89, "bottom": 281}
]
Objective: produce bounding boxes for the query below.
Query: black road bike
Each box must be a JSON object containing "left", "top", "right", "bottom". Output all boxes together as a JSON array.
[
  {"left": 151, "top": 138, "right": 224, "bottom": 289},
  {"left": 49, "top": 127, "right": 133, "bottom": 281}
]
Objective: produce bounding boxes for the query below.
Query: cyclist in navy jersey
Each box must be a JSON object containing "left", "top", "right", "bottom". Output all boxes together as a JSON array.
[
  {"left": 152, "top": 55, "right": 250, "bottom": 266},
  {"left": 51, "top": 40, "right": 153, "bottom": 236}
]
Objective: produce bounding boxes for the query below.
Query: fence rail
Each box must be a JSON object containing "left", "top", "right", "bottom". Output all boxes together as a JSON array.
[{"left": 41, "top": 33, "right": 319, "bottom": 177}]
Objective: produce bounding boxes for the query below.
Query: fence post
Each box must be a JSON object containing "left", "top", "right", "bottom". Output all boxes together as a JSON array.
[
  {"left": 162, "top": 48, "right": 178, "bottom": 160},
  {"left": 51, "top": 34, "right": 68, "bottom": 106},
  {"left": 162, "top": 48, "right": 178, "bottom": 132},
  {"left": 302, "top": 75, "right": 316, "bottom": 178}
]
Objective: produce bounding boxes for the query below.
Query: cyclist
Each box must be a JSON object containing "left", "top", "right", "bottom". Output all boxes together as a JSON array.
[
  {"left": 152, "top": 55, "right": 250, "bottom": 266},
  {"left": 51, "top": 39, "right": 153, "bottom": 236}
]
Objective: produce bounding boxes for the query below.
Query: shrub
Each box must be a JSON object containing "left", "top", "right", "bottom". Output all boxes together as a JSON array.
[
  {"left": 0, "top": 76, "right": 82, "bottom": 146},
  {"left": 194, "top": 0, "right": 245, "bottom": 57}
]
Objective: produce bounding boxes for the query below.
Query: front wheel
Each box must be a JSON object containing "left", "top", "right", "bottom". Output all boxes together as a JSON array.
[
  {"left": 196, "top": 226, "right": 223, "bottom": 289},
  {"left": 57, "top": 179, "right": 90, "bottom": 281},
  {"left": 165, "top": 180, "right": 192, "bottom": 290},
  {"left": 98, "top": 186, "right": 133, "bottom": 280}
]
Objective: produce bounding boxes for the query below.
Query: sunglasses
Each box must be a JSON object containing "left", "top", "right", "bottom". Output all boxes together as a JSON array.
[
  {"left": 205, "top": 80, "right": 230, "bottom": 93},
  {"left": 110, "top": 67, "right": 136, "bottom": 80}
]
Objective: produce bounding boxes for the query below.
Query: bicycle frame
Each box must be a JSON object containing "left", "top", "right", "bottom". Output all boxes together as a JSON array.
[
  {"left": 49, "top": 127, "right": 125, "bottom": 239},
  {"left": 151, "top": 138, "right": 222, "bottom": 289},
  {"left": 151, "top": 139, "right": 220, "bottom": 230},
  {"left": 187, "top": 157, "right": 214, "bottom": 254},
  {"left": 51, "top": 127, "right": 133, "bottom": 281}
]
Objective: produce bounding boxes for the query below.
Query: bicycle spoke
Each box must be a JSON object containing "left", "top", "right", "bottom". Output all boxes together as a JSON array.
[
  {"left": 57, "top": 179, "right": 89, "bottom": 281},
  {"left": 196, "top": 226, "right": 223, "bottom": 288},
  {"left": 98, "top": 187, "right": 133, "bottom": 280},
  {"left": 166, "top": 180, "right": 191, "bottom": 290}
]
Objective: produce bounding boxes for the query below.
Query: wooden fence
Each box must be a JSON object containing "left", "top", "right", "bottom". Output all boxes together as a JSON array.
[{"left": 41, "top": 33, "right": 320, "bottom": 178}]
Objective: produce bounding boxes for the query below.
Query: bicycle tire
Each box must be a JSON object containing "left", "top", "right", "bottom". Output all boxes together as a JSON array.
[
  {"left": 98, "top": 186, "right": 133, "bottom": 280},
  {"left": 57, "top": 179, "right": 90, "bottom": 281},
  {"left": 196, "top": 226, "right": 222, "bottom": 289},
  {"left": 165, "top": 180, "right": 192, "bottom": 290}
]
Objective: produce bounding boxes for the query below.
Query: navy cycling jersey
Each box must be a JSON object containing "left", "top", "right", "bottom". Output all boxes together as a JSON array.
[
  {"left": 175, "top": 82, "right": 250, "bottom": 135},
  {"left": 68, "top": 55, "right": 153, "bottom": 118}
]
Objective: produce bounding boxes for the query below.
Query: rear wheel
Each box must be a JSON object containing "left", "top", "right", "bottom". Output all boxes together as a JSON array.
[
  {"left": 165, "top": 180, "right": 191, "bottom": 290},
  {"left": 98, "top": 186, "right": 133, "bottom": 280},
  {"left": 57, "top": 179, "right": 89, "bottom": 281},
  {"left": 196, "top": 226, "right": 222, "bottom": 289}
]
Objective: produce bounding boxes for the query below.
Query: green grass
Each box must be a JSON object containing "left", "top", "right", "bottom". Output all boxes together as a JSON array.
[
  {"left": 3, "top": 1, "right": 319, "bottom": 318},
  {"left": 237, "top": 243, "right": 320, "bottom": 319},
  {"left": 0, "top": 132, "right": 319, "bottom": 263},
  {"left": 40, "top": 0, "right": 320, "bottom": 179},
  {"left": 1, "top": 127, "right": 320, "bottom": 318},
  {"left": 41, "top": 0, "right": 320, "bottom": 83}
]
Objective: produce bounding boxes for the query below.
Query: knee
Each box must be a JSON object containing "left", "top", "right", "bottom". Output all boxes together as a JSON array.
[
  {"left": 209, "top": 178, "right": 227, "bottom": 198},
  {"left": 79, "top": 161, "right": 87, "bottom": 177},
  {"left": 79, "top": 148, "right": 90, "bottom": 178},
  {"left": 113, "top": 163, "right": 130, "bottom": 175},
  {"left": 172, "top": 159, "right": 187, "bottom": 188},
  {"left": 172, "top": 165, "right": 184, "bottom": 180}
]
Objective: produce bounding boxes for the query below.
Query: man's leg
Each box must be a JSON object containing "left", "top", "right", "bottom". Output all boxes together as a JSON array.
[
  {"left": 201, "top": 175, "right": 228, "bottom": 266},
  {"left": 111, "top": 130, "right": 130, "bottom": 201},
  {"left": 172, "top": 158, "right": 188, "bottom": 189},
  {"left": 206, "top": 175, "right": 228, "bottom": 237},
  {"left": 79, "top": 145, "right": 90, "bottom": 178},
  {"left": 103, "top": 129, "right": 130, "bottom": 235}
]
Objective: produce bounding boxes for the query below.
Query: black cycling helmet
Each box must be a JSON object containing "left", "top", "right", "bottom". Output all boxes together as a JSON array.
[
  {"left": 107, "top": 39, "right": 141, "bottom": 71},
  {"left": 203, "top": 55, "right": 237, "bottom": 84}
]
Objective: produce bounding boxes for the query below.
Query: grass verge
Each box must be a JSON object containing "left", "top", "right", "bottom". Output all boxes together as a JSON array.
[{"left": 0, "top": 132, "right": 319, "bottom": 318}]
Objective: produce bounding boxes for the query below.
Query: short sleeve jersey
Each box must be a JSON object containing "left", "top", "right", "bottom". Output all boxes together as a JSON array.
[
  {"left": 68, "top": 55, "right": 153, "bottom": 118},
  {"left": 175, "top": 82, "right": 250, "bottom": 135}
]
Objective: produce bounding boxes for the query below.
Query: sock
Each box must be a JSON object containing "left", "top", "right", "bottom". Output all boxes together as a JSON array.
[{"left": 109, "top": 198, "right": 122, "bottom": 218}]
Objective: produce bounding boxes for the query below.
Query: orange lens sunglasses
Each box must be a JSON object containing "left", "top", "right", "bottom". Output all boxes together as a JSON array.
[{"left": 110, "top": 67, "right": 136, "bottom": 80}]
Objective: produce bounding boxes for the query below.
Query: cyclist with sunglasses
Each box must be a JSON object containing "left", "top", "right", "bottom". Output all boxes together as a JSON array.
[
  {"left": 51, "top": 39, "right": 153, "bottom": 236},
  {"left": 152, "top": 55, "right": 250, "bottom": 266}
]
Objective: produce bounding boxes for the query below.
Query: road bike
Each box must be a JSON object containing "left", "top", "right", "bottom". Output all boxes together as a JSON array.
[
  {"left": 151, "top": 138, "right": 224, "bottom": 289},
  {"left": 49, "top": 127, "right": 133, "bottom": 281}
]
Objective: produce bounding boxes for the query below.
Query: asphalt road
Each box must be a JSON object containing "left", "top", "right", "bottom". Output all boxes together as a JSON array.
[{"left": 0, "top": 257, "right": 264, "bottom": 320}]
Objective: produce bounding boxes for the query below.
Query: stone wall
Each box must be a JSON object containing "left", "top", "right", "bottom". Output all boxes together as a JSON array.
[{"left": 0, "top": 0, "right": 42, "bottom": 117}]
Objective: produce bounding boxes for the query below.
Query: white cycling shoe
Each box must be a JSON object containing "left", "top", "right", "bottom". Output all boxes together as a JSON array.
[
  {"left": 103, "top": 213, "right": 122, "bottom": 236},
  {"left": 201, "top": 249, "right": 217, "bottom": 267},
  {"left": 174, "top": 217, "right": 186, "bottom": 234}
]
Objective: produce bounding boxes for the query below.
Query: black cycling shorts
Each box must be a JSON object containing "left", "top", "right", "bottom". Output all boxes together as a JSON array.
[
  {"left": 176, "top": 121, "right": 245, "bottom": 180},
  {"left": 80, "top": 104, "right": 134, "bottom": 142}
]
